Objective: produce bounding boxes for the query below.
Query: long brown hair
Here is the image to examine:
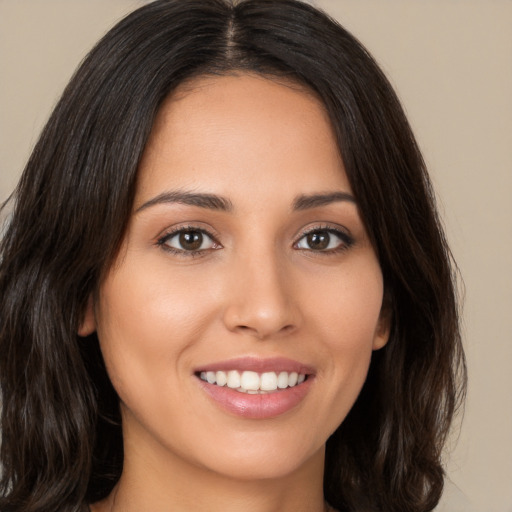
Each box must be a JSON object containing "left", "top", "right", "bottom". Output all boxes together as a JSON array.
[{"left": 0, "top": 1, "right": 466, "bottom": 511}]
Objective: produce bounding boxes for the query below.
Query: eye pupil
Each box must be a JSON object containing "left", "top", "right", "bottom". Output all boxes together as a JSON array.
[
  {"left": 179, "top": 231, "right": 203, "bottom": 250},
  {"left": 307, "top": 231, "right": 330, "bottom": 250}
]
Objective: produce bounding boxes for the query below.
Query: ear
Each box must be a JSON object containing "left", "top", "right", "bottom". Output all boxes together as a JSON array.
[
  {"left": 372, "top": 298, "right": 392, "bottom": 351},
  {"left": 78, "top": 294, "right": 96, "bottom": 337}
]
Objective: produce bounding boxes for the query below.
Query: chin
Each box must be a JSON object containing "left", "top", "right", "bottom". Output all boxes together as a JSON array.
[{"left": 183, "top": 428, "right": 326, "bottom": 482}]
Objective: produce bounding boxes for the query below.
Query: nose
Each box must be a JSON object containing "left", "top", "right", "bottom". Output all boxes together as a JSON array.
[{"left": 222, "top": 249, "right": 300, "bottom": 340}]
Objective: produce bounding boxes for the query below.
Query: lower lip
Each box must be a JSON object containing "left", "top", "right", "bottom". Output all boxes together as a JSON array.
[{"left": 197, "top": 378, "right": 313, "bottom": 419}]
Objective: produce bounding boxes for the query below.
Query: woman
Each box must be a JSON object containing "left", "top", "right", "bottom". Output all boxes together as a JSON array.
[{"left": 0, "top": 1, "right": 466, "bottom": 511}]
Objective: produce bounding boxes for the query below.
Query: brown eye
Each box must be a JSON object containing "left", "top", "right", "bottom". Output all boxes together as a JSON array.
[
  {"left": 306, "top": 231, "right": 330, "bottom": 250},
  {"left": 179, "top": 231, "right": 203, "bottom": 251},
  {"left": 162, "top": 229, "right": 217, "bottom": 253},
  {"left": 295, "top": 228, "right": 352, "bottom": 252}
]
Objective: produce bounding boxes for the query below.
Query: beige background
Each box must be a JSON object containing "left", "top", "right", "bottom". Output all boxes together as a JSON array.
[{"left": 1, "top": 1, "right": 511, "bottom": 511}]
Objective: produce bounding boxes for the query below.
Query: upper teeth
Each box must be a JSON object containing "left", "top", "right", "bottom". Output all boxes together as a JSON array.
[{"left": 199, "top": 370, "right": 306, "bottom": 393}]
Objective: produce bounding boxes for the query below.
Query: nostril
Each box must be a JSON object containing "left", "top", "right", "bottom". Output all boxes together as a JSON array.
[
  {"left": 222, "top": 301, "right": 299, "bottom": 339},
  {"left": 234, "top": 323, "right": 296, "bottom": 339}
]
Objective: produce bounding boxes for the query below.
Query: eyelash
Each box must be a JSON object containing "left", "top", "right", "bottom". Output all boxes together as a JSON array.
[
  {"left": 157, "top": 225, "right": 221, "bottom": 258},
  {"left": 293, "top": 225, "right": 354, "bottom": 254},
  {"left": 156, "top": 224, "right": 354, "bottom": 257}
]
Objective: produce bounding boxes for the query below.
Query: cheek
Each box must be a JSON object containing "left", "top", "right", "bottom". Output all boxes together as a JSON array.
[
  {"left": 313, "top": 256, "right": 384, "bottom": 348},
  {"left": 305, "top": 257, "right": 384, "bottom": 415},
  {"left": 99, "top": 256, "right": 216, "bottom": 339},
  {"left": 95, "top": 262, "right": 218, "bottom": 402}
]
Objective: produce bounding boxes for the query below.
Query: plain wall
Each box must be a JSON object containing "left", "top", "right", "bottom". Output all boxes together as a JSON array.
[{"left": 1, "top": 1, "right": 511, "bottom": 511}]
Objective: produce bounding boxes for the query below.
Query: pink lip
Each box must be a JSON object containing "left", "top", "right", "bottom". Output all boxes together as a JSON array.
[
  {"left": 194, "top": 357, "right": 315, "bottom": 420},
  {"left": 195, "top": 356, "right": 315, "bottom": 375},
  {"left": 197, "top": 377, "right": 313, "bottom": 419}
]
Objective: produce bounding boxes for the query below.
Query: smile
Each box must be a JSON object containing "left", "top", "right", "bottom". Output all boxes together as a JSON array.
[
  {"left": 199, "top": 370, "right": 307, "bottom": 393},
  {"left": 195, "top": 358, "right": 314, "bottom": 419}
]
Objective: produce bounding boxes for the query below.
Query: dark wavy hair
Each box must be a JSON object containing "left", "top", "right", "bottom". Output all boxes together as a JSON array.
[{"left": 0, "top": 1, "right": 466, "bottom": 511}]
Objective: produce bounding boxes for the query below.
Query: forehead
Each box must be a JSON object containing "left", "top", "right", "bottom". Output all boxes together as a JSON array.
[{"left": 135, "top": 73, "right": 350, "bottom": 206}]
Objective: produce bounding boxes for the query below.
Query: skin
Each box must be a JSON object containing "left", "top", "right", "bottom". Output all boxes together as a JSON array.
[{"left": 83, "top": 74, "right": 389, "bottom": 512}]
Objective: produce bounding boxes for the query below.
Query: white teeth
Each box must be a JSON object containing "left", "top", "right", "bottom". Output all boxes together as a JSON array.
[
  {"left": 277, "top": 371, "right": 289, "bottom": 389},
  {"left": 260, "top": 372, "right": 277, "bottom": 391},
  {"left": 216, "top": 371, "right": 227, "bottom": 387},
  {"left": 240, "top": 371, "right": 260, "bottom": 391},
  {"left": 199, "top": 370, "right": 307, "bottom": 391},
  {"left": 227, "top": 370, "right": 241, "bottom": 388}
]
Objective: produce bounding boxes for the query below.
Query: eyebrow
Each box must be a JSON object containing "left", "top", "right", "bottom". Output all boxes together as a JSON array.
[
  {"left": 136, "top": 190, "right": 233, "bottom": 212},
  {"left": 136, "top": 189, "right": 355, "bottom": 214},
  {"left": 292, "top": 191, "right": 356, "bottom": 210}
]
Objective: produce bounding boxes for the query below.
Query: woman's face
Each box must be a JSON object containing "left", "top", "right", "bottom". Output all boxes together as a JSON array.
[{"left": 81, "top": 74, "right": 389, "bottom": 482}]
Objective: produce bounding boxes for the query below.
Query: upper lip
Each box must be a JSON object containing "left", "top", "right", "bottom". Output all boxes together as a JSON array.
[{"left": 194, "top": 356, "right": 315, "bottom": 375}]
